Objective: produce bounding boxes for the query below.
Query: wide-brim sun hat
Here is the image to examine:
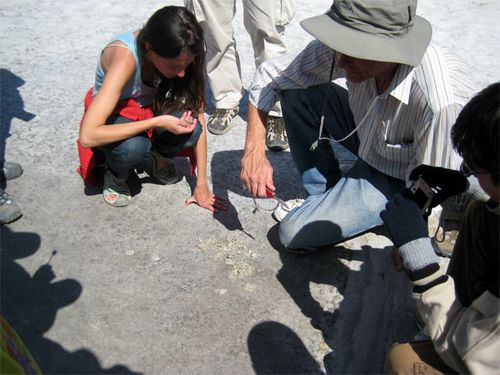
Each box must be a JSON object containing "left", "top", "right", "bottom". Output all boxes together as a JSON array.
[{"left": 300, "top": 0, "right": 432, "bottom": 67}]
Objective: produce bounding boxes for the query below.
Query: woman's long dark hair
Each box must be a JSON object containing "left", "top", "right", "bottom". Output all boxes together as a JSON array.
[{"left": 137, "top": 6, "right": 205, "bottom": 115}]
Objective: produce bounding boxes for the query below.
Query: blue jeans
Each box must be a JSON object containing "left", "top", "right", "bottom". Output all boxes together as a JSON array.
[
  {"left": 279, "top": 83, "right": 405, "bottom": 251},
  {"left": 100, "top": 114, "right": 201, "bottom": 181}
]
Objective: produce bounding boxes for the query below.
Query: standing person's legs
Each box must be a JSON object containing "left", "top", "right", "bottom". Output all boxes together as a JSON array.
[
  {"left": 244, "top": 0, "right": 293, "bottom": 149},
  {"left": 278, "top": 84, "right": 404, "bottom": 250},
  {"left": 186, "top": 0, "right": 243, "bottom": 109},
  {"left": 186, "top": 0, "right": 242, "bottom": 134},
  {"left": 245, "top": 0, "right": 287, "bottom": 121},
  {"left": 243, "top": 0, "right": 288, "bottom": 68}
]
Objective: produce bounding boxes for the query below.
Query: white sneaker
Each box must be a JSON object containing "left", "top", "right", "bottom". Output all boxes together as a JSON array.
[{"left": 272, "top": 198, "right": 304, "bottom": 222}]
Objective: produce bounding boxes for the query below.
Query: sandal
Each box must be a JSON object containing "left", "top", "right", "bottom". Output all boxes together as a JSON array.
[
  {"left": 149, "top": 150, "right": 182, "bottom": 185},
  {"left": 103, "top": 170, "right": 131, "bottom": 207}
]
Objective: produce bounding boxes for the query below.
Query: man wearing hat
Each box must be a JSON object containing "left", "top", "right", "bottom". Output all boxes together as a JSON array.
[{"left": 240, "top": 0, "right": 476, "bottom": 251}]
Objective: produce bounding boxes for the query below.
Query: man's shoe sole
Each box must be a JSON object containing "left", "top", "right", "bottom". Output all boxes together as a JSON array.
[
  {"left": 207, "top": 122, "right": 235, "bottom": 135},
  {"left": 266, "top": 143, "right": 289, "bottom": 152}
]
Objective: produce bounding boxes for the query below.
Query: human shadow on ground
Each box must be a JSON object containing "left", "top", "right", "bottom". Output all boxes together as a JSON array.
[
  {"left": 268, "top": 223, "right": 367, "bottom": 344},
  {"left": 0, "top": 226, "right": 142, "bottom": 374},
  {"left": 248, "top": 321, "right": 324, "bottom": 374},
  {"left": 0, "top": 69, "right": 36, "bottom": 161},
  {"left": 210, "top": 149, "right": 304, "bottom": 232},
  {"left": 0, "top": 69, "right": 35, "bottom": 189},
  {"left": 263, "top": 223, "right": 418, "bottom": 373}
]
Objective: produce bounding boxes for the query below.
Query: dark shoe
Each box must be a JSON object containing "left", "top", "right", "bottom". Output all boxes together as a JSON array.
[
  {"left": 3, "top": 162, "right": 23, "bottom": 180},
  {"left": 0, "top": 191, "right": 22, "bottom": 224},
  {"left": 266, "top": 116, "right": 289, "bottom": 151},
  {"left": 149, "top": 150, "right": 182, "bottom": 185},
  {"left": 207, "top": 107, "right": 239, "bottom": 135}
]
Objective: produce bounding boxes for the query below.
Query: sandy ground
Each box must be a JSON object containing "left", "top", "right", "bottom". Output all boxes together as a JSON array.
[{"left": 1, "top": 0, "right": 498, "bottom": 373}]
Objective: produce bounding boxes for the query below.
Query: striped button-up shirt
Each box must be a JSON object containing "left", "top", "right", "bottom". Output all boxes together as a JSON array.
[{"left": 249, "top": 40, "right": 476, "bottom": 182}]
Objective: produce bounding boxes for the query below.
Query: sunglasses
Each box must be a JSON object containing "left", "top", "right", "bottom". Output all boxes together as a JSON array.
[
  {"left": 242, "top": 185, "right": 289, "bottom": 213},
  {"left": 460, "top": 161, "right": 499, "bottom": 177}
]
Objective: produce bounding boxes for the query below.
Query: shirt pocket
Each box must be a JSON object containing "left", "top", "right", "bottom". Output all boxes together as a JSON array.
[{"left": 374, "top": 118, "right": 416, "bottom": 166}]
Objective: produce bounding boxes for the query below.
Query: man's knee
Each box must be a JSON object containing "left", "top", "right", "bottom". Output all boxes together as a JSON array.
[
  {"left": 278, "top": 218, "right": 296, "bottom": 249},
  {"left": 278, "top": 214, "right": 331, "bottom": 253}
]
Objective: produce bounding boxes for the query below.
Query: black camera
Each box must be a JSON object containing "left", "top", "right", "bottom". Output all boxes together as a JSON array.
[
  {"left": 407, "top": 164, "right": 470, "bottom": 215},
  {"left": 409, "top": 177, "right": 435, "bottom": 213}
]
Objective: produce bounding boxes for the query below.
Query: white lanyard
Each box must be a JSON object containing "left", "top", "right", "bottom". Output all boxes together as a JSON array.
[{"left": 310, "top": 58, "right": 379, "bottom": 151}]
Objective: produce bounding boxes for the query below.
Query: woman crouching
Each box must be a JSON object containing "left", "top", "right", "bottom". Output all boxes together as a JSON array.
[{"left": 79, "top": 6, "right": 225, "bottom": 212}]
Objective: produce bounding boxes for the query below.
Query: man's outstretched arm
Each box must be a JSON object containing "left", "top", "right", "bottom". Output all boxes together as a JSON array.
[{"left": 241, "top": 103, "right": 275, "bottom": 197}]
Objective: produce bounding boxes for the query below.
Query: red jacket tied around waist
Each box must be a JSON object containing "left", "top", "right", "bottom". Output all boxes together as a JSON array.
[{"left": 76, "top": 88, "right": 195, "bottom": 186}]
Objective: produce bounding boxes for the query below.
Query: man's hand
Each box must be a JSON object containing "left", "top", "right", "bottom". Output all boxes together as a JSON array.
[
  {"left": 240, "top": 149, "right": 275, "bottom": 197},
  {"left": 241, "top": 103, "right": 275, "bottom": 197},
  {"left": 380, "top": 192, "right": 428, "bottom": 247}
]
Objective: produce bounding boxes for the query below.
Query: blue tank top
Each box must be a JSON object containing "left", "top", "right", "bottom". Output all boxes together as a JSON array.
[{"left": 92, "top": 31, "right": 156, "bottom": 106}]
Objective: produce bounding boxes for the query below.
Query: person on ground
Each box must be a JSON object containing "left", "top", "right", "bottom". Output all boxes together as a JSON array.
[
  {"left": 78, "top": 6, "right": 225, "bottom": 211},
  {"left": 240, "top": 0, "right": 475, "bottom": 252},
  {"left": 382, "top": 82, "right": 499, "bottom": 374},
  {"left": 185, "top": 0, "right": 295, "bottom": 151}
]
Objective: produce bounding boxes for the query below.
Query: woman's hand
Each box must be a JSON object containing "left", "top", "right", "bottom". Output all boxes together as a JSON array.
[
  {"left": 157, "top": 111, "right": 198, "bottom": 134},
  {"left": 185, "top": 182, "right": 227, "bottom": 212}
]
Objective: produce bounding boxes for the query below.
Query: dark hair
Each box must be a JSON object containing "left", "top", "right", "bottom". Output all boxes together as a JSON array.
[
  {"left": 137, "top": 6, "right": 205, "bottom": 114},
  {"left": 451, "top": 82, "right": 500, "bottom": 185}
]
